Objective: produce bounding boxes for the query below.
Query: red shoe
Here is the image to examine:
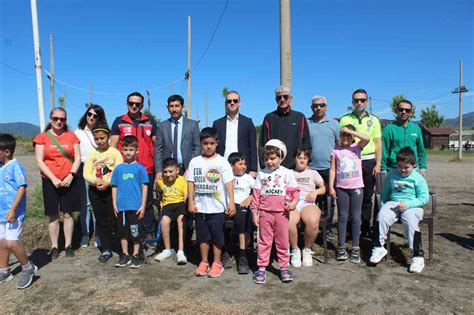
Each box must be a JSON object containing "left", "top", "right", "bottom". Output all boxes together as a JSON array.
[
  {"left": 195, "top": 261, "right": 210, "bottom": 276},
  {"left": 207, "top": 262, "right": 224, "bottom": 278}
]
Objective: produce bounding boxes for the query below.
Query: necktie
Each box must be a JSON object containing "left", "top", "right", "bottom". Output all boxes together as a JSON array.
[{"left": 172, "top": 121, "right": 179, "bottom": 159}]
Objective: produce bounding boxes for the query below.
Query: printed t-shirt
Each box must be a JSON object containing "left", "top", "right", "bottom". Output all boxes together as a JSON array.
[
  {"left": 331, "top": 143, "right": 364, "bottom": 189},
  {"left": 111, "top": 162, "right": 149, "bottom": 212},
  {"left": 33, "top": 131, "right": 80, "bottom": 180},
  {"left": 0, "top": 159, "right": 27, "bottom": 222},
  {"left": 158, "top": 175, "right": 187, "bottom": 207},
  {"left": 186, "top": 155, "right": 234, "bottom": 214},
  {"left": 293, "top": 168, "right": 324, "bottom": 199},
  {"left": 233, "top": 173, "right": 255, "bottom": 204},
  {"left": 83, "top": 147, "right": 123, "bottom": 185}
]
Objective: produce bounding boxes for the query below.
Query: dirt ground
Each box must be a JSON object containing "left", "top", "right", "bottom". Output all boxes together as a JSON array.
[{"left": 1, "top": 155, "right": 473, "bottom": 314}]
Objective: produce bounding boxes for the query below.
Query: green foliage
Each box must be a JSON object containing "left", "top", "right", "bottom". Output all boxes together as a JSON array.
[
  {"left": 143, "top": 109, "right": 160, "bottom": 125},
  {"left": 222, "top": 87, "right": 229, "bottom": 98},
  {"left": 391, "top": 95, "right": 416, "bottom": 119},
  {"left": 58, "top": 96, "right": 66, "bottom": 109},
  {"left": 13, "top": 135, "right": 34, "bottom": 155},
  {"left": 26, "top": 184, "right": 46, "bottom": 221},
  {"left": 421, "top": 104, "right": 444, "bottom": 128}
]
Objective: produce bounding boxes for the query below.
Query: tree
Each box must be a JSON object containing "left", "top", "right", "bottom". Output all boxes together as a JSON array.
[
  {"left": 58, "top": 96, "right": 66, "bottom": 109},
  {"left": 143, "top": 109, "right": 160, "bottom": 125},
  {"left": 390, "top": 94, "right": 416, "bottom": 119},
  {"left": 421, "top": 104, "right": 444, "bottom": 128},
  {"left": 222, "top": 87, "right": 229, "bottom": 98}
]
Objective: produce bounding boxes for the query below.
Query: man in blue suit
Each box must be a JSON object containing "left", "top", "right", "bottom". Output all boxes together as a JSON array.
[
  {"left": 154, "top": 94, "right": 201, "bottom": 178},
  {"left": 212, "top": 90, "right": 258, "bottom": 178}
]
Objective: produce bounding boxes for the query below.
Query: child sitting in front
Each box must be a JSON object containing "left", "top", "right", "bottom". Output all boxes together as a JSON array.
[
  {"left": 111, "top": 135, "right": 149, "bottom": 269},
  {"left": 0, "top": 134, "right": 38, "bottom": 290},
  {"left": 329, "top": 125, "right": 369, "bottom": 263},
  {"left": 251, "top": 139, "right": 299, "bottom": 284},
  {"left": 154, "top": 158, "right": 188, "bottom": 265},
  {"left": 224, "top": 152, "right": 255, "bottom": 274},
  {"left": 370, "top": 147, "right": 429, "bottom": 273},
  {"left": 186, "top": 127, "right": 235, "bottom": 278},
  {"left": 290, "top": 147, "right": 325, "bottom": 268}
]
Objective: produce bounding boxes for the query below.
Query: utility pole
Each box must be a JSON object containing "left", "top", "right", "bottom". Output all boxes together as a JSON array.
[
  {"left": 30, "top": 0, "right": 46, "bottom": 130},
  {"left": 369, "top": 96, "right": 372, "bottom": 114},
  {"left": 64, "top": 88, "right": 67, "bottom": 109},
  {"left": 186, "top": 16, "right": 192, "bottom": 118},
  {"left": 280, "top": 0, "right": 292, "bottom": 90},
  {"left": 452, "top": 60, "right": 469, "bottom": 160},
  {"left": 90, "top": 80, "right": 93, "bottom": 105},
  {"left": 146, "top": 90, "right": 151, "bottom": 112},
  {"left": 49, "top": 33, "right": 55, "bottom": 110},
  {"left": 170, "top": 80, "right": 173, "bottom": 95},
  {"left": 205, "top": 92, "right": 208, "bottom": 127}
]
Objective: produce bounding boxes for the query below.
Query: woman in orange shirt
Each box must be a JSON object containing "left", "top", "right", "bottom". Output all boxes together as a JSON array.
[{"left": 33, "top": 108, "right": 81, "bottom": 259}]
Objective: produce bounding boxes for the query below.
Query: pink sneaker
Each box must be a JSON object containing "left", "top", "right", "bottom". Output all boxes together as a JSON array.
[
  {"left": 195, "top": 261, "right": 210, "bottom": 276},
  {"left": 207, "top": 262, "right": 224, "bottom": 278}
]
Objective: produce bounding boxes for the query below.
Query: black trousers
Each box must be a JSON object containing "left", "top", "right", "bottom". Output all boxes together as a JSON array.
[
  {"left": 89, "top": 186, "right": 117, "bottom": 252},
  {"left": 317, "top": 169, "right": 336, "bottom": 230},
  {"left": 361, "top": 159, "right": 376, "bottom": 228},
  {"left": 142, "top": 173, "right": 156, "bottom": 235}
]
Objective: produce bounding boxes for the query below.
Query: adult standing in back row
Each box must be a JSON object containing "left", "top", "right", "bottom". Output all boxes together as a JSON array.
[
  {"left": 260, "top": 85, "right": 311, "bottom": 169},
  {"left": 110, "top": 92, "right": 159, "bottom": 239},
  {"left": 339, "top": 89, "right": 382, "bottom": 237}
]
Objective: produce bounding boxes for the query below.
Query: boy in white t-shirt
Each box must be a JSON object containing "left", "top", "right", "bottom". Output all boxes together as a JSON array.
[{"left": 186, "top": 128, "right": 236, "bottom": 278}]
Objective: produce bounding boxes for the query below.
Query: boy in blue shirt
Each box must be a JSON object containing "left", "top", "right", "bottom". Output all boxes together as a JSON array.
[
  {"left": 370, "top": 147, "right": 429, "bottom": 273},
  {"left": 0, "top": 134, "right": 38, "bottom": 289},
  {"left": 111, "top": 135, "right": 149, "bottom": 269}
]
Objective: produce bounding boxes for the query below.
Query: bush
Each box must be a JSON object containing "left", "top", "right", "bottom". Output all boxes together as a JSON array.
[{"left": 27, "top": 184, "right": 46, "bottom": 221}]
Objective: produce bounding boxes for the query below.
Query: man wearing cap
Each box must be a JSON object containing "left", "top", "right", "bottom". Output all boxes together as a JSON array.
[
  {"left": 259, "top": 85, "right": 311, "bottom": 169},
  {"left": 339, "top": 89, "right": 382, "bottom": 237},
  {"left": 213, "top": 90, "right": 257, "bottom": 178},
  {"left": 307, "top": 95, "right": 340, "bottom": 239}
]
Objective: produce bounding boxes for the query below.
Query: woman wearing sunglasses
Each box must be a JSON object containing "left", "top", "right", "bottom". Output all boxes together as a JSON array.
[
  {"left": 75, "top": 105, "right": 108, "bottom": 248},
  {"left": 33, "top": 108, "right": 81, "bottom": 259}
]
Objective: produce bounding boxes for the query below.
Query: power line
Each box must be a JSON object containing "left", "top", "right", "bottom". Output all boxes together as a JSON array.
[{"left": 0, "top": 61, "right": 35, "bottom": 76}]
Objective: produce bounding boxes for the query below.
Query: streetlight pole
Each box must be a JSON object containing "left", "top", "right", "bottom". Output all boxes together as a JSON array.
[
  {"left": 452, "top": 60, "right": 469, "bottom": 160},
  {"left": 280, "top": 0, "right": 292, "bottom": 90}
]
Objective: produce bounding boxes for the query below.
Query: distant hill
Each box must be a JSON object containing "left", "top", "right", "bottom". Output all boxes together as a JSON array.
[
  {"left": 442, "top": 112, "right": 474, "bottom": 128},
  {"left": 0, "top": 122, "right": 40, "bottom": 138}
]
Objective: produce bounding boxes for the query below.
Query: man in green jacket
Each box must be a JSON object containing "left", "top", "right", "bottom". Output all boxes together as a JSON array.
[{"left": 381, "top": 99, "right": 427, "bottom": 175}]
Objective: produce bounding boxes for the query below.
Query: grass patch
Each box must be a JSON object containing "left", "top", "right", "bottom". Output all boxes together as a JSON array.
[{"left": 26, "top": 184, "right": 46, "bottom": 221}]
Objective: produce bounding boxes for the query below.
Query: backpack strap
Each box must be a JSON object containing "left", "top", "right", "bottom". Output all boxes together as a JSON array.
[{"left": 45, "top": 131, "right": 74, "bottom": 164}]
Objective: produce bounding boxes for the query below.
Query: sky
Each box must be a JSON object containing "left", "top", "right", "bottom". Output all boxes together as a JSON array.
[{"left": 0, "top": 0, "right": 473, "bottom": 129}]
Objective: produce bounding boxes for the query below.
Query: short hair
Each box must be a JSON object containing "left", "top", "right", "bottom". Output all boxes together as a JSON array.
[
  {"left": 0, "top": 133, "right": 16, "bottom": 154},
  {"left": 92, "top": 121, "right": 111, "bottom": 134},
  {"left": 122, "top": 135, "right": 139, "bottom": 148},
  {"left": 343, "top": 124, "right": 356, "bottom": 132},
  {"left": 398, "top": 99, "right": 413, "bottom": 108},
  {"left": 396, "top": 147, "right": 416, "bottom": 166},
  {"left": 294, "top": 147, "right": 310, "bottom": 159},
  {"left": 263, "top": 145, "right": 281, "bottom": 158},
  {"left": 163, "top": 157, "right": 179, "bottom": 169},
  {"left": 225, "top": 90, "right": 241, "bottom": 100},
  {"left": 311, "top": 95, "right": 327, "bottom": 103},
  {"left": 127, "top": 92, "right": 144, "bottom": 103},
  {"left": 275, "top": 85, "right": 291, "bottom": 95},
  {"left": 167, "top": 94, "right": 184, "bottom": 106},
  {"left": 352, "top": 89, "right": 368, "bottom": 98},
  {"left": 228, "top": 152, "right": 247, "bottom": 165},
  {"left": 200, "top": 127, "right": 218, "bottom": 142}
]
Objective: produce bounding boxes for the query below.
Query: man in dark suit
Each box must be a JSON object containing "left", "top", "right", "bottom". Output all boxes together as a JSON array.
[
  {"left": 154, "top": 94, "right": 201, "bottom": 178},
  {"left": 212, "top": 90, "right": 257, "bottom": 178}
]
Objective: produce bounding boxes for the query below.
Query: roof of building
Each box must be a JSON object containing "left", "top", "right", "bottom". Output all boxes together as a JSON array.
[{"left": 425, "top": 127, "right": 456, "bottom": 135}]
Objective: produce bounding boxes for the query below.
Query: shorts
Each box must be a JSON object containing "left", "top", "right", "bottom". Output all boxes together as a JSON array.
[
  {"left": 0, "top": 220, "right": 23, "bottom": 241},
  {"left": 225, "top": 204, "right": 252, "bottom": 234},
  {"left": 117, "top": 211, "right": 143, "bottom": 244},
  {"left": 42, "top": 177, "right": 80, "bottom": 216},
  {"left": 296, "top": 200, "right": 316, "bottom": 213},
  {"left": 161, "top": 202, "right": 187, "bottom": 222},
  {"left": 195, "top": 212, "right": 225, "bottom": 247}
]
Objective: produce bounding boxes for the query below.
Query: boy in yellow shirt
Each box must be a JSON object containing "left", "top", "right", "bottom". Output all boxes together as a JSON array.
[{"left": 154, "top": 158, "right": 188, "bottom": 264}]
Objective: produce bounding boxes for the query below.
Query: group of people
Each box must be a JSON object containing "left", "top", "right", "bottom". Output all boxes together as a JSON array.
[{"left": 0, "top": 85, "right": 429, "bottom": 289}]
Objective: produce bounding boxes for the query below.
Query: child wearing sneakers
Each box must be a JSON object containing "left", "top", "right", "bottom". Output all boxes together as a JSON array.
[
  {"left": 111, "top": 135, "right": 149, "bottom": 269},
  {"left": 290, "top": 147, "right": 325, "bottom": 268},
  {"left": 370, "top": 147, "right": 429, "bottom": 273},
  {"left": 186, "top": 127, "right": 235, "bottom": 278},
  {"left": 224, "top": 152, "right": 255, "bottom": 274},
  {"left": 251, "top": 139, "right": 299, "bottom": 284},
  {"left": 329, "top": 125, "right": 369, "bottom": 263},
  {"left": 0, "top": 134, "right": 38, "bottom": 290},
  {"left": 154, "top": 158, "right": 188, "bottom": 265}
]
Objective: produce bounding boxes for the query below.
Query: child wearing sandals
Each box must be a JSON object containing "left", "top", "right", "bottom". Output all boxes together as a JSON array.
[
  {"left": 83, "top": 123, "right": 123, "bottom": 263},
  {"left": 251, "top": 139, "right": 299, "bottom": 284},
  {"left": 329, "top": 125, "right": 369, "bottom": 263},
  {"left": 290, "top": 147, "right": 325, "bottom": 268}
]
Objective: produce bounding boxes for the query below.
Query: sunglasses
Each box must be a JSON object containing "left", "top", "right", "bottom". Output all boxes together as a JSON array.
[
  {"left": 275, "top": 95, "right": 290, "bottom": 101},
  {"left": 226, "top": 99, "right": 239, "bottom": 104},
  {"left": 51, "top": 117, "right": 66, "bottom": 122},
  {"left": 353, "top": 98, "right": 367, "bottom": 104},
  {"left": 312, "top": 103, "right": 326, "bottom": 109},
  {"left": 398, "top": 107, "right": 412, "bottom": 113},
  {"left": 87, "top": 112, "right": 98, "bottom": 118},
  {"left": 127, "top": 101, "right": 143, "bottom": 107}
]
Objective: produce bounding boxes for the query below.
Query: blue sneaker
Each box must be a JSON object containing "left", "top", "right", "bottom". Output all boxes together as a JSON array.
[
  {"left": 253, "top": 269, "right": 266, "bottom": 284},
  {"left": 280, "top": 268, "right": 293, "bottom": 282}
]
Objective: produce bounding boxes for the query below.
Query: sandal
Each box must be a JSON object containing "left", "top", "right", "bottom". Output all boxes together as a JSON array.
[{"left": 98, "top": 251, "right": 112, "bottom": 263}]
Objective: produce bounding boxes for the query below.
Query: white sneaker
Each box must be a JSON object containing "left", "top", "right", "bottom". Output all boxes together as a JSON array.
[
  {"left": 154, "top": 249, "right": 174, "bottom": 262},
  {"left": 302, "top": 248, "right": 313, "bottom": 267},
  {"left": 409, "top": 257, "right": 425, "bottom": 273},
  {"left": 369, "top": 247, "right": 388, "bottom": 264},
  {"left": 176, "top": 250, "right": 187, "bottom": 265},
  {"left": 291, "top": 248, "right": 302, "bottom": 268}
]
